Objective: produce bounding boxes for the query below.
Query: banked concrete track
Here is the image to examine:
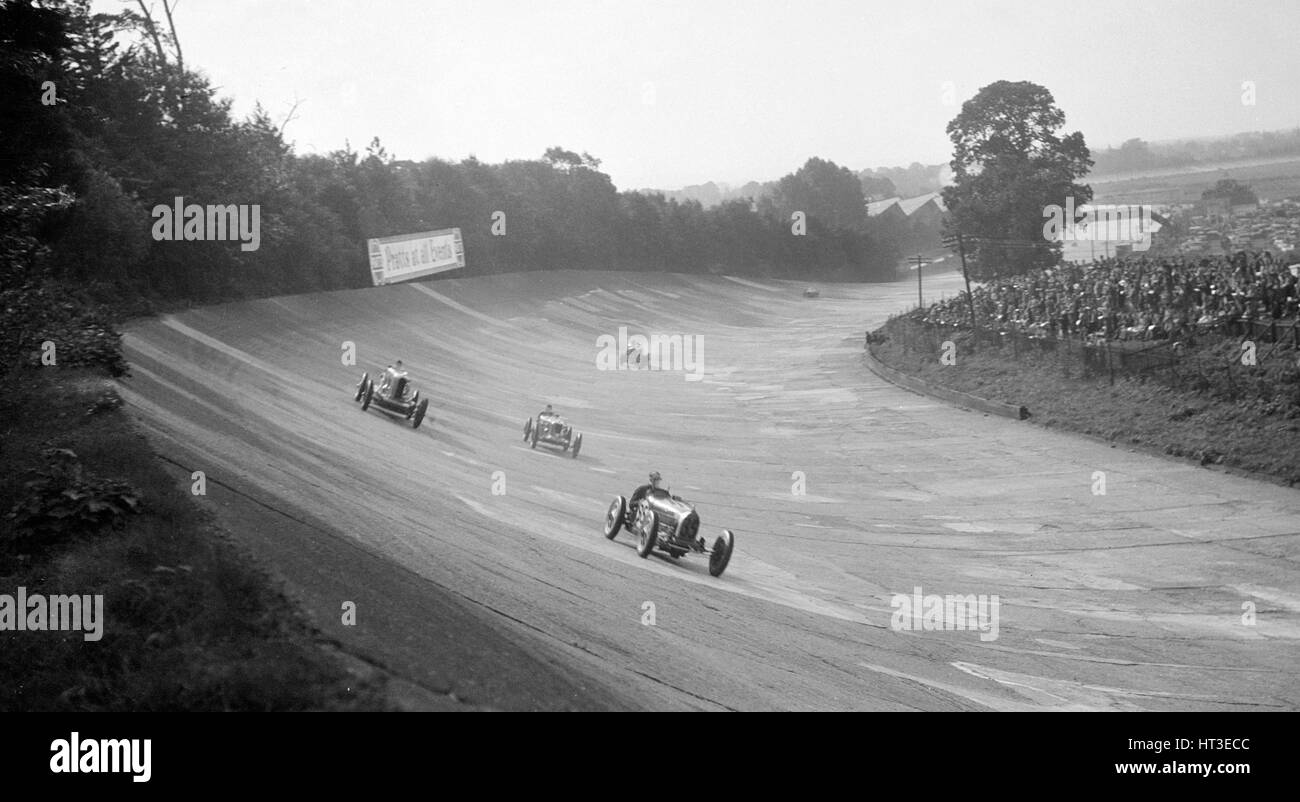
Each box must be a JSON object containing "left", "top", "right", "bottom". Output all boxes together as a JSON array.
[{"left": 117, "top": 271, "right": 1300, "bottom": 711}]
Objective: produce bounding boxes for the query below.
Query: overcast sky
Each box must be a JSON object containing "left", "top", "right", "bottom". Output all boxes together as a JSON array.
[{"left": 100, "top": 0, "right": 1300, "bottom": 190}]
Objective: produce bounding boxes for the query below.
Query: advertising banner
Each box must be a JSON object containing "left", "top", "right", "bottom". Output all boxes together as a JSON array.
[{"left": 367, "top": 228, "right": 465, "bottom": 285}]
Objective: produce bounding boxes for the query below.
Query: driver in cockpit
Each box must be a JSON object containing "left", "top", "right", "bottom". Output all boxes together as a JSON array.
[
  {"left": 380, "top": 359, "right": 409, "bottom": 399},
  {"left": 630, "top": 471, "right": 669, "bottom": 507}
]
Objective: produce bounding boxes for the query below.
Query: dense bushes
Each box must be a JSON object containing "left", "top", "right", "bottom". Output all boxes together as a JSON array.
[
  {"left": 4, "top": 447, "right": 141, "bottom": 556},
  {"left": 0, "top": 282, "right": 129, "bottom": 376}
]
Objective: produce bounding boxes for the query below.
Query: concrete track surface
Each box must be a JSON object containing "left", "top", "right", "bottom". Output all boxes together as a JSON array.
[{"left": 117, "top": 271, "right": 1300, "bottom": 711}]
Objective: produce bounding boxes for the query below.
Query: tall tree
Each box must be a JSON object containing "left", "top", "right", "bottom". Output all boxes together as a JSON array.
[
  {"left": 769, "top": 157, "right": 867, "bottom": 233},
  {"left": 0, "top": 0, "right": 78, "bottom": 288},
  {"left": 942, "top": 80, "right": 1092, "bottom": 278}
]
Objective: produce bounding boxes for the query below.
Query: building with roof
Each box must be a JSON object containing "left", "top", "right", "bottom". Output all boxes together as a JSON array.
[
  {"left": 865, "top": 197, "right": 906, "bottom": 225},
  {"left": 866, "top": 192, "right": 948, "bottom": 251},
  {"left": 899, "top": 192, "right": 947, "bottom": 232},
  {"left": 1058, "top": 204, "right": 1164, "bottom": 262}
]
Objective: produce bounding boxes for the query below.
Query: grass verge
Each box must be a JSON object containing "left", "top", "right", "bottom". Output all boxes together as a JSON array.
[{"left": 869, "top": 319, "right": 1300, "bottom": 486}]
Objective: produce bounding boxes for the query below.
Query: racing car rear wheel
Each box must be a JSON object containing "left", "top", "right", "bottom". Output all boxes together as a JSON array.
[
  {"left": 411, "top": 398, "right": 429, "bottom": 429},
  {"left": 636, "top": 511, "right": 659, "bottom": 558},
  {"left": 603, "top": 496, "right": 626, "bottom": 539},
  {"left": 708, "top": 529, "right": 735, "bottom": 577},
  {"left": 571, "top": 433, "right": 582, "bottom": 458},
  {"left": 523, "top": 417, "right": 533, "bottom": 442},
  {"left": 360, "top": 380, "right": 374, "bottom": 411},
  {"left": 354, "top": 372, "right": 369, "bottom": 402}
]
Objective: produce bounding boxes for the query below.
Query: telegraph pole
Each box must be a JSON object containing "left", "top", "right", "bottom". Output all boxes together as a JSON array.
[
  {"left": 956, "top": 233, "right": 977, "bottom": 337},
  {"left": 942, "top": 232, "right": 979, "bottom": 341},
  {"left": 914, "top": 254, "right": 928, "bottom": 309}
]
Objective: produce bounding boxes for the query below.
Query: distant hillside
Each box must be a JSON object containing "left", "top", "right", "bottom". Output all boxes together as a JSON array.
[
  {"left": 858, "top": 163, "right": 949, "bottom": 199},
  {"left": 644, "top": 162, "right": 950, "bottom": 208},
  {"left": 646, "top": 129, "right": 1300, "bottom": 207},
  {"left": 637, "top": 180, "right": 775, "bottom": 207},
  {"left": 1090, "top": 129, "right": 1300, "bottom": 177}
]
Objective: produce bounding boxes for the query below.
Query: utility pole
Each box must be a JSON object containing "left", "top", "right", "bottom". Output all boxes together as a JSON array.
[
  {"left": 914, "top": 254, "right": 928, "bottom": 309},
  {"left": 943, "top": 232, "right": 979, "bottom": 344},
  {"left": 956, "top": 233, "right": 977, "bottom": 338}
]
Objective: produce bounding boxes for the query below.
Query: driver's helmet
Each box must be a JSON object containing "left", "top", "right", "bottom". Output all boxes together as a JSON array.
[{"left": 649, "top": 471, "right": 664, "bottom": 491}]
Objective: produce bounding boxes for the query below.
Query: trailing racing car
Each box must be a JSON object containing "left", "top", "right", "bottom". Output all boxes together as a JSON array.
[
  {"left": 523, "top": 411, "right": 582, "bottom": 457},
  {"left": 353, "top": 370, "right": 430, "bottom": 429},
  {"left": 602, "top": 486, "right": 735, "bottom": 577}
]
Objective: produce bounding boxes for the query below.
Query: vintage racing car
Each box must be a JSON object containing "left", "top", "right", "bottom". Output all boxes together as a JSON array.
[
  {"left": 353, "top": 370, "right": 430, "bottom": 429},
  {"left": 602, "top": 487, "right": 735, "bottom": 576},
  {"left": 523, "top": 412, "right": 582, "bottom": 457}
]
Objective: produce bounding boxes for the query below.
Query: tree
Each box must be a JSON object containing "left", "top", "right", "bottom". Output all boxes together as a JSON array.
[
  {"left": 0, "top": 0, "right": 80, "bottom": 290},
  {"left": 768, "top": 157, "right": 867, "bottom": 233},
  {"left": 858, "top": 172, "right": 897, "bottom": 201},
  {"left": 1202, "top": 179, "right": 1257, "bottom": 206},
  {"left": 942, "top": 80, "right": 1092, "bottom": 278},
  {"left": 543, "top": 146, "right": 583, "bottom": 172}
]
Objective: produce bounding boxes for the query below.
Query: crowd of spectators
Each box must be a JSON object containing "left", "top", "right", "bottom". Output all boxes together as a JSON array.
[{"left": 925, "top": 251, "right": 1300, "bottom": 344}]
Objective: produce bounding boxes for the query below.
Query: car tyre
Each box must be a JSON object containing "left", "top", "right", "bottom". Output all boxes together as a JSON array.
[
  {"left": 354, "top": 372, "right": 369, "bottom": 402},
  {"left": 708, "top": 529, "right": 735, "bottom": 577},
  {"left": 411, "top": 398, "right": 429, "bottom": 429},
  {"left": 571, "top": 433, "right": 582, "bottom": 458},
  {"left": 637, "top": 511, "right": 659, "bottom": 558},
  {"left": 523, "top": 417, "right": 532, "bottom": 442},
  {"left": 530, "top": 424, "right": 539, "bottom": 449},
  {"left": 360, "top": 380, "right": 373, "bottom": 411},
  {"left": 603, "top": 495, "right": 626, "bottom": 539}
]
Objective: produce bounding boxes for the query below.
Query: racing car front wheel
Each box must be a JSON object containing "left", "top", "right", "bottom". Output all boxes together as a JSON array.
[
  {"left": 354, "top": 372, "right": 369, "bottom": 402},
  {"left": 708, "top": 529, "right": 735, "bottom": 577},
  {"left": 530, "top": 424, "right": 539, "bottom": 449},
  {"left": 411, "top": 398, "right": 429, "bottom": 429},
  {"left": 360, "top": 380, "right": 374, "bottom": 411},
  {"left": 636, "top": 511, "right": 659, "bottom": 558},
  {"left": 571, "top": 433, "right": 582, "bottom": 458},
  {"left": 523, "top": 417, "right": 532, "bottom": 442},
  {"left": 603, "top": 496, "right": 626, "bottom": 539}
]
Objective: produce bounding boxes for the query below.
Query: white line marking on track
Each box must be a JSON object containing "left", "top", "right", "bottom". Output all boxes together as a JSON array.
[
  {"left": 411, "top": 283, "right": 509, "bottom": 326},
  {"left": 721, "top": 275, "right": 780, "bottom": 292},
  {"left": 155, "top": 318, "right": 282, "bottom": 378}
]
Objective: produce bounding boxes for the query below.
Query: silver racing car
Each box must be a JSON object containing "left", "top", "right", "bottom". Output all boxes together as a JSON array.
[
  {"left": 524, "top": 411, "right": 582, "bottom": 457},
  {"left": 602, "top": 486, "right": 735, "bottom": 577}
]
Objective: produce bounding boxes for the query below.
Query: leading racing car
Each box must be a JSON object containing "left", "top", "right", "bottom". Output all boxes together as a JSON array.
[
  {"left": 353, "top": 369, "right": 430, "bottom": 429},
  {"left": 602, "top": 485, "right": 735, "bottom": 577}
]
